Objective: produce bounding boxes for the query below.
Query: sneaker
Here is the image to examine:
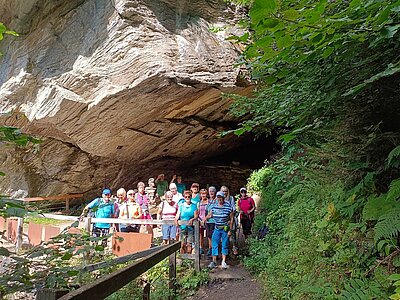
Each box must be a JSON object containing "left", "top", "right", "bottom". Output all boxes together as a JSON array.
[
  {"left": 207, "top": 249, "right": 212, "bottom": 256},
  {"left": 208, "top": 261, "right": 217, "bottom": 269},
  {"left": 221, "top": 261, "right": 228, "bottom": 269}
]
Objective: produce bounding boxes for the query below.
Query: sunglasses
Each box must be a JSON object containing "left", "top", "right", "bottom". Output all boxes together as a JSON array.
[
  {"left": 184, "top": 196, "right": 191, "bottom": 198},
  {"left": 128, "top": 193, "right": 134, "bottom": 196},
  {"left": 240, "top": 191, "right": 246, "bottom": 193}
]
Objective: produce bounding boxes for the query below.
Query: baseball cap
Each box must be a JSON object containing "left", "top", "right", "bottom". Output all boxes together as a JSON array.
[
  {"left": 240, "top": 187, "right": 247, "bottom": 193},
  {"left": 102, "top": 188, "right": 111, "bottom": 195},
  {"left": 216, "top": 191, "right": 225, "bottom": 197}
]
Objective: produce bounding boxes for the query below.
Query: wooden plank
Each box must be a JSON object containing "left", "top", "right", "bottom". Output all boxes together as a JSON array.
[
  {"left": 28, "top": 222, "right": 43, "bottom": 246},
  {"left": 15, "top": 217, "right": 24, "bottom": 252},
  {"left": 142, "top": 282, "right": 150, "bottom": 300},
  {"left": 23, "top": 194, "right": 84, "bottom": 202},
  {"left": 58, "top": 242, "right": 181, "bottom": 300},
  {"left": 90, "top": 218, "right": 189, "bottom": 225},
  {"left": 36, "top": 289, "right": 68, "bottom": 300},
  {"left": 112, "top": 232, "right": 152, "bottom": 257},
  {"left": 169, "top": 251, "right": 176, "bottom": 299},
  {"left": 42, "top": 214, "right": 79, "bottom": 221},
  {"left": 82, "top": 246, "right": 165, "bottom": 272},
  {"left": 194, "top": 220, "right": 200, "bottom": 272},
  {"left": 84, "top": 217, "right": 91, "bottom": 234}
]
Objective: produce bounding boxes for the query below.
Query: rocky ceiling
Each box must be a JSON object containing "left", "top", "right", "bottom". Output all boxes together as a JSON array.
[{"left": 0, "top": 0, "right": 252, "bottom": 197}]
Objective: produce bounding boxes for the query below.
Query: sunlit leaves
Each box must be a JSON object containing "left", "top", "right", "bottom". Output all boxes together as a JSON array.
[{"left": 228, "top": 0, "right": 400, "bottom": 141}]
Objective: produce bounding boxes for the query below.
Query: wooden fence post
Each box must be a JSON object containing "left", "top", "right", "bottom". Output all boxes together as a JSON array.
[
  {"left": 142, "top": 282, "right": 150, "bottom": 300},
  {"left": 169, "top": 251, "right": 176, "bottom": 299},
  {"left": 36, "top": 288, "right": 68, "bottom": 300},
  {"left": 194, "top": 220, "right": 200, "bottom": 272},
  {"left": 15, "top": 217, "right": 24, "bottom": 253},
  {"left": 84, "top": 217, "right": 91, "bottom": 234}
]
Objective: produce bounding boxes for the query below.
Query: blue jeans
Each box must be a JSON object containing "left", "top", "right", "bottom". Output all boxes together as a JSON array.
[
  {"left": 212, "top": 227, "right": 229, "bottom": 256},
  {"left": 162, "top": 225, "right": 177, "bottom": 240}
]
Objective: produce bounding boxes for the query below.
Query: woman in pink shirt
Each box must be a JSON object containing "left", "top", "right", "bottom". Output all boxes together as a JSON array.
[
  {"left": 136, "top": 182, "right": 153, "bottom": 239},
  {"left": 157, "top": 191, "right": 178, "bottom": 245},
  {"left": 238, "top": 187, "right": 256, "bottom": 238},
  {"left": 198, "top": 189, "right": 209, "bottom": 254}
]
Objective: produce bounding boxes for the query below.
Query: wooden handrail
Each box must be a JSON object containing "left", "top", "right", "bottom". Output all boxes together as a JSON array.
[
  {"left": 58, "top": 242, "right": 181, "bottom": 300},
  {"left": 23, "top": 194, "right": 84, "bottom": 202},
  {"left": 88, "top": 218, "right": 193, "bottom": 225}
]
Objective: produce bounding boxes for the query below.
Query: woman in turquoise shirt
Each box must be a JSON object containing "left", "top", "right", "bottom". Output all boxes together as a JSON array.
[{"left": 175, "top": 190, "right": 198, "bottom": 254}]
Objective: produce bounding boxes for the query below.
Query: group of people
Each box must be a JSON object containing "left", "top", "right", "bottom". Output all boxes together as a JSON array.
[{"left": 80, "top": 174, "right": 256, "bottom": 269}]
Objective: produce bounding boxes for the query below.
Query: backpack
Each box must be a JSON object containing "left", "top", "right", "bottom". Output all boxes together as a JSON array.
[{"left": 257, "top": 223, "right": 269, "bottom": 240}]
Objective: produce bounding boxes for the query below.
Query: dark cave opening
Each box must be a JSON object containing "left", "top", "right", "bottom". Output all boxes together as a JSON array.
[{"left": 180, "top": 133, "right": 281, "bottom": 193}]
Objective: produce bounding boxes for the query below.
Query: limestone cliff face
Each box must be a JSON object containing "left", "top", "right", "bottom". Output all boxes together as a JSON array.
[{"left": 0, "top": 0, "right": 250, "bottom": 197}]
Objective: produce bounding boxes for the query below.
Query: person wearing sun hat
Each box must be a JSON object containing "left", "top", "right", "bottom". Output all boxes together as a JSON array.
[{"left": 81, "top": 188, "right": 116, "bottom": 242}]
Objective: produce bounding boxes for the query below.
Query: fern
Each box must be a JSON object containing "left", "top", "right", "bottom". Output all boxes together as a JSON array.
[
  {"left": 387, "top": 145, "right": 400, "bottom": 169},
  {"left": 340, "top": 278, "right": 387, "bottom": 299},
  {"left": 374, "top": 207, "right": 400, "bottom": 242},
  {"left": 388, "top": 178, "right": 400, "bottom": 202},
  {"left": 363, "top": 194, "right": 396, "bottom": 221}
]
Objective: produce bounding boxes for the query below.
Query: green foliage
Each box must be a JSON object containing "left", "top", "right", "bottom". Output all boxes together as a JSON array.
[
  {"left": 243, "top": 139, "right": 398, "bottom": 299},
  {"left": 0, "top": 126, "right": 41, "bottom": 147},
  {"left": 388, "top": 145, "right": 400, "bottom": 169},
  {"left": 228, "top": 0, "right": 400, "bottom": 141},
  {"left": 389, "top": 274, "right": 400, "bottom": 300},
  {"left": 0, "top": 22, "right": 18, "bottom": 56},
  {"left": 375, "top": 208, "right": 400, "bottom": 241}
]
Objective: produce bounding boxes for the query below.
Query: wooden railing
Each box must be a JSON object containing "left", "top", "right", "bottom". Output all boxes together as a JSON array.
[
  {"left": 84, "top": 218, "right": 201, "bottom": 272},
  {"left": 23, "top": 194, "right": 84, "bottom": 211},
  {"left": 37, "top": 242, "right": 181, "bottom": 300}
]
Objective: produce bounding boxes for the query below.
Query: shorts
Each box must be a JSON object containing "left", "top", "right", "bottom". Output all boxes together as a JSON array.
[
  {"left": 92, "top": 226, "right": 109, "bottom": 237},
  {"left": 120, "top": 224, "right": 140, "bottom": 233},
  {"left": 180, "top": 227, "right": 194, "bottom": 245},
  {"left": 162, "top": 224, "right": 177, "bottom": 240},
  {"left": 206, "top": 223, "right": 215, "bottom": 238}
]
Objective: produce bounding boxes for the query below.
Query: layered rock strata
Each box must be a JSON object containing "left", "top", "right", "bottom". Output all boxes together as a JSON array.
[{"left": 0, "top": 0, "right": 250, "bottom": 197}]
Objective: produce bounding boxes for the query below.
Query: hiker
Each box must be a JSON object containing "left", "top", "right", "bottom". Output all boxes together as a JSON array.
[
  {"left": 205, "top": 191, "right": 234, "bottom": 269},
  {"left": 170, "top": 175, "right": 186, "bottom": 194},
  {"left": 238, "top": 187, "right": 256, "bottom": 238},
  {"left": 119, "top": 189, "right": 142, "bottom": 233},
  {"left": 175, "top": 190, "right": 198, "bottom": 254},
  {"left": 220, "top": 185, "right": 238, "bottom": 255},
  {"left": 190, "top": 182, "right": 201, "bottom": 206},
  {"left": 136, "top": 182, "right": 153, "bottom": 239},
  {"left": 205, "top": 186, "right": 218, "bottom": 256},
  {"left": 157, "top": 191, "right": 178, "bottom": 245},
  {"left": 80, "top": 188, "right": 115, "bottom": 244},
  {"left": 198, "top": 188, "right": 209, "bottom": 254},
  {"left": 155, "top": 174, "right": 168, "bottom": 199},
  {"left": 114, "top": 188, "right": 127, "bottom": 231},
  {"left": 169, "top": 183, "right": 184, "bottom": 204}
]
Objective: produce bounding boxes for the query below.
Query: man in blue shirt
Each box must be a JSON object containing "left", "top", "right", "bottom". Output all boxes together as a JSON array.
[
  {"left": 205, "top": 191, "right": 234, "bottom": 269},
  {"left": 81, "top": 188, "right": 115, "bottom": 244}
]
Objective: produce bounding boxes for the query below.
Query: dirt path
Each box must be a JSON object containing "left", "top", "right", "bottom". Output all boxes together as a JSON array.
[{"left": 189, "top": 256, "right": 262, "bottom": 300}]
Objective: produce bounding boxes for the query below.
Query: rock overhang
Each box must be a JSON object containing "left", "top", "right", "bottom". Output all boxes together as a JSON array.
[{"left": 0, "top": 0, "right": 253, "bottom": 196}]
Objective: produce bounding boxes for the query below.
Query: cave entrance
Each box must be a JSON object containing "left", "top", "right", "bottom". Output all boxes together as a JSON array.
[{"left": 179, "top": 133, "right": 280, "bottom": 194}]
